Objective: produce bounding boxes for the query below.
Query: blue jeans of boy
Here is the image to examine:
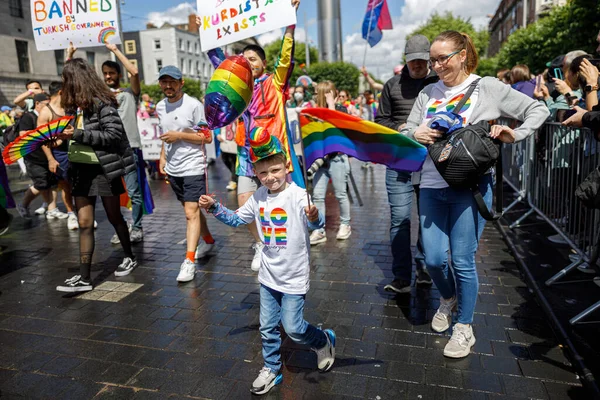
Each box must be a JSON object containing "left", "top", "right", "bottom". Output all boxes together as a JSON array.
[
  {"left": 312, "top": 154, "right": 351, "bottom": 226},
  {"left": 385, "top": 168, "right": 425, "bottom": 282},
  {"left": 260, "top": 284, "right": 327, "bottom": 372},
  {"left": 419, "top": 175, "right": 492, "bottom": 325}
]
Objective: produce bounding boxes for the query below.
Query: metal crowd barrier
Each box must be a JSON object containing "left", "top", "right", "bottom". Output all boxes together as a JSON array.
[{"left": 500, "top": 120, "right": 600, "bottom": 325}]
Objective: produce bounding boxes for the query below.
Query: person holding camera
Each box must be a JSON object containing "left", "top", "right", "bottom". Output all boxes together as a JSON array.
[
  {"left": 309, "top": 81, "right": 352, "bottom": 245},
  {"left": 401, "top": 31, "right": 548, "bottom": 358}
]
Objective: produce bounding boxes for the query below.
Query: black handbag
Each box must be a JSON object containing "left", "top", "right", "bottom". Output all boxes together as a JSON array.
[
  {"left": 427, "top": 79, "right": 503, "bottom": 221},
  {"left": 575, "top": 167, "right": 600, "bottom": 209}
]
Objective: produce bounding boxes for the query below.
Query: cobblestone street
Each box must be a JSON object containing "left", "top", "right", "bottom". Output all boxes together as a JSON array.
[{"left": 0, "top": 160, "right": 585, "bottom": 399}]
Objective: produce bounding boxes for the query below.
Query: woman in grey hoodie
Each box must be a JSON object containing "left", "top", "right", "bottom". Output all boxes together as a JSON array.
[{"left": 401, "top": 30, "right": 549, "bottom": 359}]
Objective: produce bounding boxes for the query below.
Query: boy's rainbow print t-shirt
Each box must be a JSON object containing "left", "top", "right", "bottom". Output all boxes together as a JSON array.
[{"left": 235, "top": 182, "right": 312, "bottom": 295}]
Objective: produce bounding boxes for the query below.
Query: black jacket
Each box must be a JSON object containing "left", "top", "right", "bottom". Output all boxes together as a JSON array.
[
  {"left": 375, "top": 68, "right": 439, "bottom": 131},
  {"left": 583, "top": 104, "right": 600, "bottom": 135},
  {"left": 72, "top": 101, "right": 135, "bottom": 181}
]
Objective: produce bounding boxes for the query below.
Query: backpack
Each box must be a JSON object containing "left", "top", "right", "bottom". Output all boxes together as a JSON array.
[
  {"left": 2, "top": 121, "right": 19, "bottom": 148},
  {"left": 427, "top": 79, "right": 503, "bottom": 221}
]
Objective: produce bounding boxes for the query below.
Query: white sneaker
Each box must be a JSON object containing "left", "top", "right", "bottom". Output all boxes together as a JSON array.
[
  {"left": 250, "top": 367, "right": 282, "bottom": 395},
  {"left": 310, "top": 229, "right": 327, "bottom": 245},
  {"left": 176, "top": 259, "right": 196, "bottom": 282},
  {"left": 111, "top": 223, "right": 132, "bottom": 244},
  {"left": 336, "top": 225, "right": 351, "bottom": 240},
  {"left": 34, "top": 203, "right": 48, "bottom": 215},
  {"left": 195, "top": 241, "right": 215, "bottom": 259},
  {"left": 432, "top": 296, "right": 457, "bottom": 333},
  {"left": 94, "top": 220, "right": 98, "bottom": 229},
  {"left": 67, "top": 213, "right": 79, "bottom": 230},
  {"left": 17, "top": 204, "right": 31, "bottom": 219},
  {"left": 313, "top": 329, "right": 336, "bottom": 372},
  {"left": 46, "top": 208, "right": 69, "bottom": 220},
  {"left": 444, "top": 323, "right": 476, "bottom": 358},
  {"left": 251, "top": 242, "right": 264, "bottom": 272},
  {"left": 548, "top": 234, "right": 568, "bottom": 245}
]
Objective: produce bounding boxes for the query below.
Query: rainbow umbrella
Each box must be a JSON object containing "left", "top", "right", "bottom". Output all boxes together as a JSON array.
[{"left": 2, "top": 116, "right": 74, "bottom": 165}]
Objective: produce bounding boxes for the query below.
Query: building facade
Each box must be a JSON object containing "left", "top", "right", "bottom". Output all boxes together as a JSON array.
[
  {"left": 0, "top": 0, "right": 111, "bottom": 105},
  {"left": 488, "top": 0, "right": 567, "bottom": 57},
  {"left": 122, "top": 31, "right": 145, "bottom": 83}
]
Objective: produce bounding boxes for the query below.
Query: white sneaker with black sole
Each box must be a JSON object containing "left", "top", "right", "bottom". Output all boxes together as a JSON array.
[
  {"left": 114, "top": 257, "right": 138, "bottom": 277},
  {"left": 56, "top": 275, "right": 92, "bottom": 292},
  {"left": 250, "top": 367, "right": 283, "bottom": 395},
  {"left": 313, "top": 328, "right": 336, "bottom": 372}
]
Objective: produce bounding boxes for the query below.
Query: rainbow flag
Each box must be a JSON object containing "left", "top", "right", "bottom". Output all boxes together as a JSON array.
[{"left": 299, "top": 108, "right": 427, "bottom": 172}]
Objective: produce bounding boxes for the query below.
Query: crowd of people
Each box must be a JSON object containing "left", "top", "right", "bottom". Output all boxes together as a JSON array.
[{"left": 1, "top": 0, "right": 599, "bottom": 392}]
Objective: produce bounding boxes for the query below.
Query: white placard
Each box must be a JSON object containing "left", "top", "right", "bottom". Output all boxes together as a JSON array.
[
  {"left": 31, "top": 0, "right": 121, "bottom": 51},
  {"left": 197, "top": 0, "right": 297, "bottom": 51},
  {"left": 138, "top": 117, "right": 163, "bottom": 161}
]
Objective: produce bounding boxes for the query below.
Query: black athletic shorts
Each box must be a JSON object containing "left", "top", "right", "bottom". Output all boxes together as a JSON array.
[
  {"left": 24, "top": 160, "right": 58, "bottom": 191},
  {"left": 168, "top": 174, "right": 206, "bottom": 203}
]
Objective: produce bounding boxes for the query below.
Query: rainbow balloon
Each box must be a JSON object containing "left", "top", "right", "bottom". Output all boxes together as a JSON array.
[
  {"left": 2, "top": 116, "right": 74, "bottom": 165},
  {"left": 296, "top": 75, "right": 313, "bottom": 88},
  {"left": 204, "top": 55, "right": 254, "bottom": 130},
  {"left": 98, "top": 27, "right": 116, "bottom": 44}
]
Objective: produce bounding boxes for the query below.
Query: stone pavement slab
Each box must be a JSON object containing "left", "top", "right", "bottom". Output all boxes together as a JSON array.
[{"left": 0, "top": 159, "right": 587, "bottom": 399}]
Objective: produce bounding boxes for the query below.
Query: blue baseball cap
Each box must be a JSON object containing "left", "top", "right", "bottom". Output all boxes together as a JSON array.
[
  {"left": 158, "top": 65, "right": 182, "bottom": 80},
  {"left": 1, "top": 106, "right": 11, "bottom": 112}
]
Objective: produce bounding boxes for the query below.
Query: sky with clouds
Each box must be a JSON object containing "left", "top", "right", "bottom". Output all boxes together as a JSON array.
[{"left": 120, "top": 0, "right": 499, "bottom": 82}]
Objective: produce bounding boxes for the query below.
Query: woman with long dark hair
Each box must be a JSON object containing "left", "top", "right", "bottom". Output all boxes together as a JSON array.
[{"left": 56, "top": 58, "right": 137, "bottom": 292}]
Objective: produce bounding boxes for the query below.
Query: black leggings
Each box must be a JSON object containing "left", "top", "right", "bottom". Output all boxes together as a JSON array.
[{"left": 75, "top": 195, "right": 134, "bottom": 280}]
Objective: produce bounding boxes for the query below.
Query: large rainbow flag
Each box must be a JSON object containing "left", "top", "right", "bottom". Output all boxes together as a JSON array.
[{"left": 299, "top": 108, "right": 427, "bottom": 172}]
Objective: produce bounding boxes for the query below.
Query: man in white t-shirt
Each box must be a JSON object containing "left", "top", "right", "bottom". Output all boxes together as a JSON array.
[
  {"left": 156, "top": 65, "right": 215, "bottom": 282},
  {"left": 199, "top": 128, "right": 335, "bottom": 395}
]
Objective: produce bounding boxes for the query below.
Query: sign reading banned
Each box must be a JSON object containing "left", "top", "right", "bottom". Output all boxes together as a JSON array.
[
  {"left": 197, "top": 0, "right": 297, "bottom": 51},
  {"left": 30, "top": 0, "right": 121, "bottom": 51}
]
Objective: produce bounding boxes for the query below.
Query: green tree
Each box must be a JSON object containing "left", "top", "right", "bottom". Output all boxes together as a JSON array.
[
  {"left": 496, "top": 0, "right": 600, "bottom": 73},
  {"left": 407, "top": 11, "right": 493, "bottom": 76},
  {"left": 305, "top": 62, "right": 361, "bottom": 96}
]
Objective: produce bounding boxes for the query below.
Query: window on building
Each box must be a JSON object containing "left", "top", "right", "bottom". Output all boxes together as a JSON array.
[
  {"left": 55, "top": 49, "right": 65, "bottom": 75},
  {"left": 9, "top": 0, "right": 24, "bottom": 18},
  {"left": 86, "top": 51, "right": 95, "bottom": 67},
  {"left": 181, "top": 58, "right": 185, "bottom": 73},
  {"left": 196, "top": 61, "right": 200, "bottom": 76},
  {"left": 124, "top": 40, "right": 136, "bottom": 54},
  {"left": 195, "top": 42, "right": 199, "bottom": 55},
  {"left": 15, "top": 40, "right": 30, "bottom": 73},
  {"left": 154, "top": 39, "right": 161, "bottom": 50},
  {"left": 179, "top": 39, "right": 184, "bottom": 50},
  {"left": 156, "top": 59, "right": 163, "bottom": 73},
  {"left": 187, "top": 41, "right": 192, "bottom": 53},
  {"left": 188, "top": 59, "right": 193, "bottom": 75}
]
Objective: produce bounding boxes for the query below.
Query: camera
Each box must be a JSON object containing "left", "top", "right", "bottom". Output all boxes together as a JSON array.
[{"left": 306, "top": 155, "right": 330, "bottom": 177}]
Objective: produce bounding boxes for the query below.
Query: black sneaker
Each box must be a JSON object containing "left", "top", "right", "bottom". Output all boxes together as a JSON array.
[
  {"left": 56, "top": 275, "right": 92, "bottom": 292},
  {"left": 384, "top": 279, "right": 411, "bottom": 294},
  {"left": 114, "top": 257, "right": 138, "bottom": 277},
  {"left": 416, "top": 268, "right": 433, "bottom": 286}
]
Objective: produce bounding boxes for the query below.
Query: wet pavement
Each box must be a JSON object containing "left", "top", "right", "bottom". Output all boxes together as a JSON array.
[{"left": 0, "top": 159, "right": 588, "bottom": 399}]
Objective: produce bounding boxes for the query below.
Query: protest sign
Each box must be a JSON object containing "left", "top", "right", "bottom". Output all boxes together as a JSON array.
[
  {"left": 138, "top": 117, "right": 162, "bottom": 161},
  {"left": 31, "top": 0, "right": 121, "bottom": 51},
  {"left": 197, "top": 0, "right": 297, "bottom": 51}
]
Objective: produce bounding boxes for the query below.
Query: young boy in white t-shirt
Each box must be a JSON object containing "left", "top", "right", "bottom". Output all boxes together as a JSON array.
[{"left": 199, "top": 127, "right": 336, "bottom": 395}]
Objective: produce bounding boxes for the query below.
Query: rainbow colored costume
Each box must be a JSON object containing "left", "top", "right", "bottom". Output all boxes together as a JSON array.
[{"left": 208, "top": 29, "right": 304, "bottom": 188}]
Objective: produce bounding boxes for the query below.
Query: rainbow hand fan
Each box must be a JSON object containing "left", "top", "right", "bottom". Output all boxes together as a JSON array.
[{"left": 2, "top": 116, "right": 74, "bottom": 165}]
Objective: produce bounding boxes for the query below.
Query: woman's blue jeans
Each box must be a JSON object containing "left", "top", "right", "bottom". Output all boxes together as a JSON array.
[
  {"left": 419, "top": 175, "right": 493, "bottom": 324},
  {"left": 312, "top": 154, "right": 351, "bottom": 227}
]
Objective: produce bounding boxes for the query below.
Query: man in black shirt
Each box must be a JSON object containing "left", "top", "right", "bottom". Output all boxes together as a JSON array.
[
  {"left": 16, "top": 93, "right": 56, "bottom": 219},
  {"left": 375, "top": 35, "right": 439, "bottom": 294}
]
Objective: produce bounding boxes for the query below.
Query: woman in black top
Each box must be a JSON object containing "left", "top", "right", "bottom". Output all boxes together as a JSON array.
[{"left": 56, "top": 58, "right": 137, "bottom": 292}]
